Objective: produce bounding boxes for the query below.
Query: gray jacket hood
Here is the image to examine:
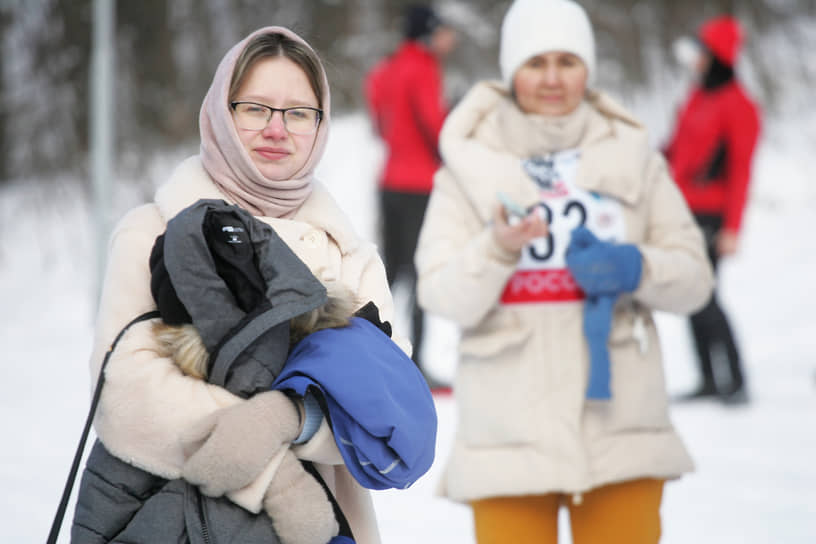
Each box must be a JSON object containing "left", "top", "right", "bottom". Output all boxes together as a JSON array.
[{"left": 156, "top": 198, "right": 328, "bottom": 395}]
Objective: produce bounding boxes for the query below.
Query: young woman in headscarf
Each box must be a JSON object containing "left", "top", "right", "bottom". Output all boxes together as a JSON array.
[{"left": 86, "top": 26, "right": 402, "bottom": 544}]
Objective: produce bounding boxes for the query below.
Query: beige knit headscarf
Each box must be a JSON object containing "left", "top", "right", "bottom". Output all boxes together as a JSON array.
[{"left": 199, "top": 26, "right": 331, "bottom": 218}]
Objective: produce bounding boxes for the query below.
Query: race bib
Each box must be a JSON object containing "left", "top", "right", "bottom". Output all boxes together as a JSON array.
[{"left": 501, "top": 150, "right": 626, "bottom": 304}]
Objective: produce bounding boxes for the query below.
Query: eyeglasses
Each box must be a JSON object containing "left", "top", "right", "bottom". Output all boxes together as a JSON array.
[{"left": 230, "top": 101, "right": 323, "bottom": 135}]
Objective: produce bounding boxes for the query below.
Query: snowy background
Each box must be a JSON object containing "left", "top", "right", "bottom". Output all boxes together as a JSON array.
[
  {"left": 1, "top": 105, "right": 815, "bottom": 543},
  {"left": 3, "top": 3, "right": 816, "bottom": 543}
]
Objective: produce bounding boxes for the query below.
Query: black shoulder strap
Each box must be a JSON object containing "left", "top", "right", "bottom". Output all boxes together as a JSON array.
[
  {"left": 46, "top": 310, "right": 160, "bottom": 544},
  {"left": 301, "top": 460, "right": 355, "bottom": 540},
  {"left": 300, "top": 385, "right": 356, "bottom": 540}
]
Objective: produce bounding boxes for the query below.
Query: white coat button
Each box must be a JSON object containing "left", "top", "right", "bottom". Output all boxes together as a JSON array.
[{"left": 303, "top": 231, "right": 321, "bottom": 248}]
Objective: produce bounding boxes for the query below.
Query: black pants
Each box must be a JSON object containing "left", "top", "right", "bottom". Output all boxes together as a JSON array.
[
  {"left": 380, "top": 189, "right": 430, "bottom": 367},
  {"left": 690, "top": 214, "right": 745, "bottom": 393}
]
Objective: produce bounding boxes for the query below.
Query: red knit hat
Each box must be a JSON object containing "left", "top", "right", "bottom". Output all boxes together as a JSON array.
[{"left": 699, "top": 16, "right": 743, "bottom": 66}]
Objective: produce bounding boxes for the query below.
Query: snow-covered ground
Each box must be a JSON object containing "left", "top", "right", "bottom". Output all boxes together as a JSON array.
[{"left": 1, "top": 113, "right": 814, "bottom": 543}]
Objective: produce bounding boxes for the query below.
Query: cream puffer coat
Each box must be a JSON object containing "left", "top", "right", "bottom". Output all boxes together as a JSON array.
[
  {"left": 89, "top": 156, "right": 399, "bottom": 544},
  {"left": 416, "top": 81, "right": 714, "bottom": 503}
]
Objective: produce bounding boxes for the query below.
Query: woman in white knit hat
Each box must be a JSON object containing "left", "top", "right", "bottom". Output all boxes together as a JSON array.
[{"left": 415, "top": 0, "right": 713, "bottom": 542}]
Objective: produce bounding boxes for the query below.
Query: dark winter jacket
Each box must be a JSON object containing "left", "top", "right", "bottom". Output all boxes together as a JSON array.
[
  {"left": 150, "top": 199, "right": 330, "bottom": 394},
  {"left": 72, "top": 442, "right": 285, "bottom": 544},
  {"left": 71, "top": 199, "right": 331, "bottom": 544},
  {"left": 365, "top": 41, "right": 448, "bottom": 194}
]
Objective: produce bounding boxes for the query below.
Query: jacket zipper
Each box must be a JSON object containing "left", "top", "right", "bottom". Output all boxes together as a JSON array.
[{"left": 197, "top": 492, "right": 212, "bottom": 544}]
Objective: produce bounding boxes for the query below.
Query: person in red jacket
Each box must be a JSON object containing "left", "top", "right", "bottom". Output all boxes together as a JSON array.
[
  {"left": 365, "top": 4, "right": 457, "bottom": 388},
  {"left": 664, "top": 15, "right": 761, "bottom": 404}
]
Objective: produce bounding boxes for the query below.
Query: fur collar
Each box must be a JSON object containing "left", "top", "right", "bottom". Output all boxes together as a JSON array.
[{"left": 438, "top": 81, "right": 652, "bottom": 223}]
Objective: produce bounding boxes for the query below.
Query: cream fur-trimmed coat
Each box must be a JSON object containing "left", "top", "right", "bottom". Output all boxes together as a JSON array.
[
  {"left": 90, "top": 156, "right": 401, "bottom": 544},
  {"left": 415, "top": 81, "right": 714, "bottom": 503}
]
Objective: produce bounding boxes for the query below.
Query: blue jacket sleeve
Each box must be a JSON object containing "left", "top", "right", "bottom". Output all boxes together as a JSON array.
[{"left": 272, "top": 318, "right": 437, "bottom": 490}]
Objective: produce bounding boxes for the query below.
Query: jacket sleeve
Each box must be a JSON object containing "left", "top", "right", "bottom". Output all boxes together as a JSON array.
[
  {"left": 230, "top": 249, "right": 399, "bottom": 507},
  {"left": 90, "top": 204, "right": 292, "bottom": 514},
  {"left": 410, "top": 58, "right": 447, "bottom": 158},
  {"left": 632, "top": 153, "right": 715, "bottom": 314},
  {"left": 91, "top": 205, "right": 242, "bottom": 478},
  {"left": 341, "top": 240, "right": 408, "bottom": 353},
  {"left": 415, "top": 169, "right": 521, "bottom": 329},
  {"left": 290, "top": 239, "right": 407, "bottom": 467},
  {"left": 722, "top": 96, "right": 761, "bottom": 234}
]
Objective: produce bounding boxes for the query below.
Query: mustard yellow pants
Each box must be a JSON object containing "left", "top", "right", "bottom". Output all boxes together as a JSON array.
[{"left": 472, "top": 478, "right": 665, "bottom": 544}]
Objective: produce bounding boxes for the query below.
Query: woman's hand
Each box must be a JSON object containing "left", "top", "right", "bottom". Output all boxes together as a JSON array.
[
  {"left": 181, "top": 391, "right": 301, "bottom": 497},
  {"left": 716, "top": 229, "right": 738, "bottom": 257},
  {"left": 492, "top": 204, "right": 549, "bottom": 253}
]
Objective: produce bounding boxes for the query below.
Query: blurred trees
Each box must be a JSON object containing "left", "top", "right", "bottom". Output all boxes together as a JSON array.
[{"left": 0, "top": 0, "right": 813, "bottom": 183}]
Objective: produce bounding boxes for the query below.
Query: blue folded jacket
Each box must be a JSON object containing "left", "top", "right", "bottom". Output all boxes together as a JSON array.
[{"left": 272, "top": 317, "right": 437, "bottom": 490}]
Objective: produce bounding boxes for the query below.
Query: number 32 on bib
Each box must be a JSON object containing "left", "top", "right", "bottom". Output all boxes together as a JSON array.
[{"left": 501, "top": 150, "right": 626, "bottom": 304}]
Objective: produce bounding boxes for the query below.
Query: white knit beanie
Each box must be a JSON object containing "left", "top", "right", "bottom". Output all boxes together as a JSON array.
[{"left": 499, "top": 0, "right": 596, "bottom": 86}]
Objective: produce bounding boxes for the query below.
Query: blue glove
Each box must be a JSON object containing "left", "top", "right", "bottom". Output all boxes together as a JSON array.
[
  {"left": 565, "top": 226, "right": 643, "bottom": 296},
  {"left": 583, "top": 295, "right": 616, "bottom": 400}
]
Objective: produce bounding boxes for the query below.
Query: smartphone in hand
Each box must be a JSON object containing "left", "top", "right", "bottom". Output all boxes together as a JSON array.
[{"left": 497, "top": 191, "right": 528, "bottom": 219}]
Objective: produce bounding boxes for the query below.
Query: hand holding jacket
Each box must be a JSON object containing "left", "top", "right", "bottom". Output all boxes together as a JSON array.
[{"left": 181, "top": 390, "right": 301, "bottom": 497}]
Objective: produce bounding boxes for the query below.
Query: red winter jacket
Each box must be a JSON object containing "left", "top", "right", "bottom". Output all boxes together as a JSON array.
[
  {"left": 665, "top": 81, "right": 760, "bottom": 234},
  {"left": 365, "top": 41, "right": 448, "bottom": 194}
]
